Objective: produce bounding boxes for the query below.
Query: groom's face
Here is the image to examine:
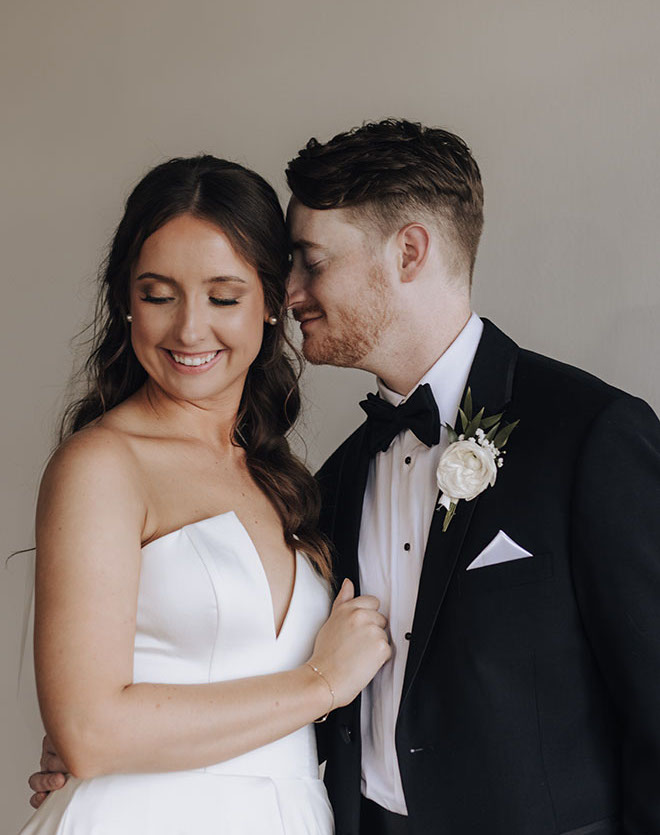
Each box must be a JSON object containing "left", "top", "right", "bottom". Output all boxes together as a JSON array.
[{"left": 286, "top": 198, "right": 394, "bottom": 368}]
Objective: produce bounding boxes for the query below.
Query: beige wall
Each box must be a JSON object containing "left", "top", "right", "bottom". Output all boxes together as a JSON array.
[{"left": 2, "top": 0, "right": 659, "bottom": 828}]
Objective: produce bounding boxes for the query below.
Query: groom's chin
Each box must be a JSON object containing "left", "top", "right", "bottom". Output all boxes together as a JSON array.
[
  {"left": 301, "top": 336, "right": 367, "bottom": 369},
  {"left": 301, "top": 339, "right": 335, "bottom": 366}
]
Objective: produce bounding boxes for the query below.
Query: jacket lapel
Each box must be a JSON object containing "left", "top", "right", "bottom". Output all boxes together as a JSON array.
[
  {"left": 400, "top": 319, "right": 519, "bottom": 703},
  {"left": 328, "top": 424, "right": 371, "bottom": 595}
]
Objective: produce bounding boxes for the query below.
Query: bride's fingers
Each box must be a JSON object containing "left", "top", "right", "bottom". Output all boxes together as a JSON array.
[
  {"left": 331, "top": 578, "right": 354, "bottom": 609},
  {"left": 349, "top": 594, "right": 381, "bottom": 610},
  {"left": 371, "top": 611, "right": 388, "bottom": 629}
]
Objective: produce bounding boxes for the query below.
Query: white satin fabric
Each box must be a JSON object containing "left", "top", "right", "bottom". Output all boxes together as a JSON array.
[{"left": 20, "top": 511, "right": 334, "bottom": 834}]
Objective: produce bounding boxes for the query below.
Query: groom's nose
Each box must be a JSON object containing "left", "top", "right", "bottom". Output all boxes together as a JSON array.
[{"left": 286, "top": 264, "right": 308, "bottom": 309}]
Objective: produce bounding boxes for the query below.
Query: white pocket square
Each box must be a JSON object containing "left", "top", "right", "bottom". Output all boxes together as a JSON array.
[{"left": 466, "top": 530, "right": 533, "bottom": 570}]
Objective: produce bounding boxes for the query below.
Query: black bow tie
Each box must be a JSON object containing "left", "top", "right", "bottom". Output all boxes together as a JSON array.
[{"left": 359, "top": 383, "right": 441, "bottom": 457}]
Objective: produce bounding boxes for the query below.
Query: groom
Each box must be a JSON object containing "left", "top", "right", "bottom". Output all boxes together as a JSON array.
[
  {"left": 30, "top": 120, "right": 660, "bottom": 834},
  {"left": 283, "top": 120, "right": 660, "bottom": 835}
]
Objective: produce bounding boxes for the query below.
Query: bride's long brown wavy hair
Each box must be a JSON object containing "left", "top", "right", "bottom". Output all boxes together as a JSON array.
[{"left": 61, "top": 155, "right": 332, "bottom": 581}]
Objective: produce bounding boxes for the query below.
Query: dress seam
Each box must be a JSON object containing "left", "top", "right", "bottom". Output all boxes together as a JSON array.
[{"left": 183, "top": 528, "right": 222, "bottom": 686}]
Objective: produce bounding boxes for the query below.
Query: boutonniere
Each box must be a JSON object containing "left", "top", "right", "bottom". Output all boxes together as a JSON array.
[{"left": 436, "top": 387, "right": 519, "bottom": 531}]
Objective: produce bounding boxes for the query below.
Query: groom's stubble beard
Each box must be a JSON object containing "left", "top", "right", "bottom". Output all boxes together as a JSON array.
[{"left": 301, "top": 262, "right": 395, "bottom": 368}]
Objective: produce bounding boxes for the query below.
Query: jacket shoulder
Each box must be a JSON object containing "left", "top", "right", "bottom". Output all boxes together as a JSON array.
[{"left": 514, "top": 347, "right": 642, "bottom": 419}]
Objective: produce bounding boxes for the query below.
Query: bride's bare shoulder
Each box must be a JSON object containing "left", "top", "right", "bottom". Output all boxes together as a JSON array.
[
  {"left": 48, "top": 421, "right": 138, "bottom": 471},
  {"left": 36, "top": 421, "right": 148, "bottom": 579},
  {"left": 46, "top": 390, "right": 153, "bottom": 475},
  {"left": 39, "top": 422, "right": 145, "bottom": 520}
]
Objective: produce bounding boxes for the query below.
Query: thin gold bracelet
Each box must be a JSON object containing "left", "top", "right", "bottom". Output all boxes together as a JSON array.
[{"left": 306, "top": 662, "right": 335, "bottom": 723}]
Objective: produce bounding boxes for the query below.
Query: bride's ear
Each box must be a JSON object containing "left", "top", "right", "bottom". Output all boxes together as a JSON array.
[{"left": 396, "top": 223, "right": 431, "bottom": 283}]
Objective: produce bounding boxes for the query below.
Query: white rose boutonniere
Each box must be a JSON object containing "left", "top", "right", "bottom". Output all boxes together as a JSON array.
[{"left": 437, "top": 388, "right": 519, "bottom": 531}]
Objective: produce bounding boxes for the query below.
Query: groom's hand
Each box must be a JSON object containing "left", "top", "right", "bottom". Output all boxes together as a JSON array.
[{"left": 28, "top": 734, "right": 68, "bottom": 809}]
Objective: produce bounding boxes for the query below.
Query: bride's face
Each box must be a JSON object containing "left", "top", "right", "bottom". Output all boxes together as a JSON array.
[{"left": 128, "top": 213, "right": 269, "bottom": 407}]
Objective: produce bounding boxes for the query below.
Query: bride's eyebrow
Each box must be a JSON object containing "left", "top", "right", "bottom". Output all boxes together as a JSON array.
[
  {"left": 134, "top": 273, "right": 247, "bottom": 285},
  {"left": 135, "top": 272, "right": 177, "bottom": 285},
  {"left": 205, "top": 276, "right": 248, "bottom": 286}
]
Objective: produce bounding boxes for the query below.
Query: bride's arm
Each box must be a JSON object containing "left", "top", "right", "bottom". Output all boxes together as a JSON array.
[{"left": 35, "top": 428, "right": 388, "bottom": 780}]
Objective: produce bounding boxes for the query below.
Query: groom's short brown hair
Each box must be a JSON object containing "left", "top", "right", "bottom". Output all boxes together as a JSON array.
[{"left": 286, "top": 118, "right": 484, "bottom": 280}]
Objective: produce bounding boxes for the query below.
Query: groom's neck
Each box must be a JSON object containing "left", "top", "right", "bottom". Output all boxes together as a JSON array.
[{"left": 366, "top": 303, "right": 473, "bottom": 397}]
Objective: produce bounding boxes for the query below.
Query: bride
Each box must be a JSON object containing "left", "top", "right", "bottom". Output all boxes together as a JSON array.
[{"left": 20, "top": 155, "right": 390, "bottom": 834}]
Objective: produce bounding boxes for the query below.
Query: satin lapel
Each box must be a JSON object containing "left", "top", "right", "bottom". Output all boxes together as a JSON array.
[
  {"left": 329, "top": 423, "right": 371, "bottom": 595},
  {"left": 400, "top": 320, "right": 520, "bottom": 703}
]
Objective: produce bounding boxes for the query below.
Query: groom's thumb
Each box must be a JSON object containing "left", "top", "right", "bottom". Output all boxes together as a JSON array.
[{"left": 333, "top": 578, "right": 354, "bottom": 608}]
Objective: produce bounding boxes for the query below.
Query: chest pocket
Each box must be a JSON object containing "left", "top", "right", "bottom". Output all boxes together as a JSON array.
[{"left": 459, "top": 551, "right": 554, "bottom": 595}]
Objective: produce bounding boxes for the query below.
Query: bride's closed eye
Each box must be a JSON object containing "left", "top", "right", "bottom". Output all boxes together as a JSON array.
[
  {"left": 209, "top": 297, "right": 240, "bottom": 306},
  {"left": 141, "top": 294, "right": 174, "bottom": 304},
  {"left": 139, "top": 295, "right": 240, "bottom": 306}
]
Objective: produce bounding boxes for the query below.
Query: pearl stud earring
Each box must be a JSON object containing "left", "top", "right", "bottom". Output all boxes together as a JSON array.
[
  {"left": 267, "top": 316, "right": 278, "bottom": 325},
  {"left": 126, "top": 314, "right": 133, "bottom": 323}
]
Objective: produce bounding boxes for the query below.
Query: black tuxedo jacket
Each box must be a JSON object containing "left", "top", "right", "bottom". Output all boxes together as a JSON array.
[{"left": 315, "top": 320, "right": 660, "bottom": 835}]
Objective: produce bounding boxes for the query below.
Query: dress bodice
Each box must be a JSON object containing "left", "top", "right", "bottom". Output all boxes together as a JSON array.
[
  {"left": 134, "top": 510, "right": 332, "bottom": 779},
  {"left": 135, "top": 510, "right": 331, "bottom": 685}
]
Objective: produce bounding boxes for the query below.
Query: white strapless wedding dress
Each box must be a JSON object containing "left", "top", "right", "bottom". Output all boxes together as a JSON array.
[{"left": 20, "top": 511, "right": 334, "bottom": 834}]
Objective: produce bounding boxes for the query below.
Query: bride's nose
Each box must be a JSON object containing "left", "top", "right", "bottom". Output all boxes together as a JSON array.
[{"left": 173, "top": 297, "right": 208, "bottom": 346}]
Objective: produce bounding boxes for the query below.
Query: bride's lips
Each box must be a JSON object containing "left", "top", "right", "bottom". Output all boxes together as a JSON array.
[{"left": 162, "top": 348, "right": 225, "bottom": 375}]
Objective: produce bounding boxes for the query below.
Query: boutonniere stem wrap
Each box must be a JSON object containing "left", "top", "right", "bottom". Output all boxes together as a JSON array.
[{"left": 436, "top": 387, "right": 519, "bottom": 531}]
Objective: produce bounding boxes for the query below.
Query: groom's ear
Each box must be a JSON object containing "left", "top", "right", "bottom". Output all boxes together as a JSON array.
[{"left": 396, "top": 223, "right": 431, "bottom": 283}]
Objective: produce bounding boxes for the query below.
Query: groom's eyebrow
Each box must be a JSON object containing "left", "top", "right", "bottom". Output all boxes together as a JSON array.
[{"left": 291, "top": 239, "right": 327, "bottom": 252}]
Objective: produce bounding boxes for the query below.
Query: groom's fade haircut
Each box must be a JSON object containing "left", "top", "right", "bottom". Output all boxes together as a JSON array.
[{"left": 286, "top": 118, "right": 484, "bottom": 281}]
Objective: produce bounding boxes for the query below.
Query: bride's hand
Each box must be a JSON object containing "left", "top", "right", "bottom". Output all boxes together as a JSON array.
[{"left": 307, "top": 579, "right": 391, "bottom": 709}]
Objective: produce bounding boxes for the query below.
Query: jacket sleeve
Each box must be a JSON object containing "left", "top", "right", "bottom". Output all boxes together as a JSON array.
[{"left": 571, "top": 395, "right": 660, "bottom": 834}]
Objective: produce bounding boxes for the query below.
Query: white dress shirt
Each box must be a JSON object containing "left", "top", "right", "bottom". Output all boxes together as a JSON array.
[{"left": 358, "top": 313, "right": 484, "bottom": 814}]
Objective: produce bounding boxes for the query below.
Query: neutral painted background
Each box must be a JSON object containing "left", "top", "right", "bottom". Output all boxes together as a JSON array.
[{"left": 2, "top": 0, "right": 659, "bottom": 828}]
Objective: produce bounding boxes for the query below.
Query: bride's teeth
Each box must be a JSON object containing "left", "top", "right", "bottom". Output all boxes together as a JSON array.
[{"left": 171, "top": 351, "right": 218, "bottom": 367}]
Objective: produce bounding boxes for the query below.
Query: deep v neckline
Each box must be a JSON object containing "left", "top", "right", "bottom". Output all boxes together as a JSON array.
[
  {"left": 142, "top": 510, "right": 300, "bottom": 641},
  {"left": 227, "top": 511, "right": 299, "bottom": 641}
]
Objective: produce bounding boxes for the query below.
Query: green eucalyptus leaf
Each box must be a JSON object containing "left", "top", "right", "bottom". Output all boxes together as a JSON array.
[
  {"left": 494, "top": 419, "right": 520, "bottom": 449},
  {"left": 442, "top": 502, "right": 457, "bottom": 532},
  {"left": 480, "top": 413, "right": 503, "bottom": 429},
  {"left": 463, "top": 388, "right": 473, "bottom": 421},
  {"left": 465, "top": 407, "right": 485, "bottom": 438},
  {"left": 458, "top": 408, "right": 469, "bottom": 433},
  {"left": 446, "top": 426, "right": 459, "bottom": 444},
  {"left": 485, "top": 424, "right": 500, "bottom": 442}
]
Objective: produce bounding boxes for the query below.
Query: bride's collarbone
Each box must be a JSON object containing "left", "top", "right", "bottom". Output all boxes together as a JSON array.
[
  {"left": 139, "top": 447, "right": 255, "bottom": 529},
  {"left": 142, "top": 482, "right": 292, "bottom": 561},
  {"left": 134, "top": 441, "right": 294, "bottom": 571}
]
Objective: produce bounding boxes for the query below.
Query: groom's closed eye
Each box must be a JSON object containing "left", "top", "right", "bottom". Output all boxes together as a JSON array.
[{"left": 304, "top": 261, "right": 325, "bottom": 276}]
